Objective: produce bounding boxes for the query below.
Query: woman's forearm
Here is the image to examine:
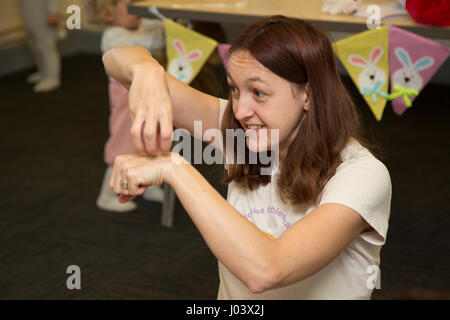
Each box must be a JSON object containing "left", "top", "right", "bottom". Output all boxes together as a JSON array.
[
  {"left": 102, "top": 46, "right": 220, "bottom": 146},
  {"left": 165, "top": 158, "right": 280, "bottom": 293},
  {"left": 102, "top": 46, "right": 162, "bottom": 89}
]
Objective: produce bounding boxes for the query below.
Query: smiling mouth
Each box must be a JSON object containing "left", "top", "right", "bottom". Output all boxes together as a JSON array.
[{"left": 244, "top": 124, "right": 267, "bottom": 133}]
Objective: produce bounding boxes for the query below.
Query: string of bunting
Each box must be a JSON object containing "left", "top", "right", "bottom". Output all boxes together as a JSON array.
[
  {"left": 150, "top": 6, "right": 449, "bottom": 120},
  {"left": 334, "top": 24, "right": 449, "bottom": 120}
]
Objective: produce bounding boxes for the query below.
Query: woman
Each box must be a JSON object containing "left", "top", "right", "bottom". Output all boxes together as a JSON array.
[{"left": 102, "top": 16, "right": 392, "bottom": 299}]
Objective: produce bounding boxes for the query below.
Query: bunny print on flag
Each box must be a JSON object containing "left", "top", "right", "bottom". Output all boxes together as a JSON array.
[
  {"left": 168, "top": 39, "right": 203, "bottom": 83},
  {"left": 392, "top": 47, "right": 434, "bottom": 92},
  {"left": 348, "top": 47, "right": 388, "bottom": 103},
  {"left": 387, "top": 47, "right": 434, "bottom": 108}
]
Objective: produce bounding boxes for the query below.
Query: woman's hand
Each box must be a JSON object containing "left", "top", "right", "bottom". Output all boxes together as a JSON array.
[
  {"left": 109, "top": 152, "right": 183, "bottom": 203},
  {"left": 102, "top": 46, "right": 174, "bottom": 155},
  {"left": 129, "top": 62, "right": 174, "bottom": 154}
]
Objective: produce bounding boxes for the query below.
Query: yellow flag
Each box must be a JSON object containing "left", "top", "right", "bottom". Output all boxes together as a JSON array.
[
  {"left": 164, "top": 19, "right": 218, "bottom": 84},
  {"left": 335, "top": 25, "right": 389, "bottom": 121}
]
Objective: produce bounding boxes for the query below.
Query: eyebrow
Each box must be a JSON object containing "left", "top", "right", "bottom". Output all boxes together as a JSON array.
[{"left": 226, "top": 72, "right": 269, "bottom": 85}]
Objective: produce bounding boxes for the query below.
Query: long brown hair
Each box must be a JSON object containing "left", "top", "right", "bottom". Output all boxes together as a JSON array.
[{"left": 221, "top": 15, "right": 376, "bottom": 205}]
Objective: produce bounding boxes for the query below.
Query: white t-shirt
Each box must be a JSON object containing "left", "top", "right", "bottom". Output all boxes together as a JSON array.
[
  {"left": 101, "top": 18, "right": 165, "bottom": 54},
  {"left": 216, "top": 98, "right": 392, "bottom": 300}
]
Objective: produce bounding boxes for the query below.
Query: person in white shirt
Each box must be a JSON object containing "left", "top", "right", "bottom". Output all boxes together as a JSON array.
[
  {"left": 85, "top": 0, "right": 165, "bottom": 212},
  {"left": 101, "top": 15, "right": 392, "bottom": 299}
]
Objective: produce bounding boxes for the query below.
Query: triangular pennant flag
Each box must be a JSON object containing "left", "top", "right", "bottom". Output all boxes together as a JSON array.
[
  {"left": 164, "top": 19, "right": 218, "bottom": 84},
  {"left": 335, "top": 25, "right": 390, "bottom": 121},
  {"left": 388, "top": 26, "right": 449, "bottom": 115},
  {"left": 217, "top": 43, "right": 231, "bottom": 71}
]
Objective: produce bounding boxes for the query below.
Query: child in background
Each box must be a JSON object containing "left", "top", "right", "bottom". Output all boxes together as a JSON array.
[
  {"left": 18, "top": 0, "right": 61, "bottom": 92},
  {"left": 86, "top": 0, "right": 165, "bottom": 212}
]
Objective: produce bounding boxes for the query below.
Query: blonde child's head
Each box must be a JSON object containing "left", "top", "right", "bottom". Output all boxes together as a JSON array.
[
  {"left": 84, "top": 0, "right": 140, "bottom": 29},
  {"left": 84, "top": 0, "right": 117, "bottom": 23}
]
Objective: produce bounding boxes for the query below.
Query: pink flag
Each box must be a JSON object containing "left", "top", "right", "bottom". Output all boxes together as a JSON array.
[
  {"left": 217, "top": 43, "right": 231, "bottom": 71},
  {"left": 388, "top": 26, "right": 449, "bottom": 115}
]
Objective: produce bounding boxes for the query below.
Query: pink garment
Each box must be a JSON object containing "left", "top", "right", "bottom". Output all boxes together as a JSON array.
[{"left": 104, "top": 80, "right": 136, "bottom": 165}]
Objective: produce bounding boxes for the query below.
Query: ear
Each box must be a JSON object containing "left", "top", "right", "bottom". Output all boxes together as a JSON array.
[
  {"left": 369, "top": 47, "right": 383, "bottom": 65},
  {"left": 395, "top": 47, "right": 411, "bottom": 68},
  {"left": 186, "top": 49, "right": 202, "bottom": 62},
  {"left": 303, "top": 82, "right": 311, "bottom": 111},
  {"left": 348, "top": 55, "right": 368, "bottom": 68},
  {"left": 414, "top": 56, "right": 434, "bottom": 71},
  {"left": 173, "top": 39, "right": 185, "bottom": 57}
]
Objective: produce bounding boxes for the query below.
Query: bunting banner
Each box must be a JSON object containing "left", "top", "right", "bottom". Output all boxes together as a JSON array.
[
  {"left": 388, "top": 26, "right": 450, "bottom": 115},
  {"left": 164, "top": 19, "right": 218, "bottom": 84},
  {"left": 217, "top": 43, "right": 232, "bottom": 71},
  {"left": 335, "top": 25, "right": 390, "bottom": 121}
]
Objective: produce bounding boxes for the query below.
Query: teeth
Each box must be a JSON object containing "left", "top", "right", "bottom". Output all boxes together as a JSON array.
[{"left": 247, "top": 125, "right": 264, "bottom": 129}]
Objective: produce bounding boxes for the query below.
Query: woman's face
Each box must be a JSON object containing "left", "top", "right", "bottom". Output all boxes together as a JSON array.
[
  {"left": 111, "top": 0, "right": 141, "bottom": 29},
  {"left": 227, "top": 50, "right": 309, "bottom": 159}
]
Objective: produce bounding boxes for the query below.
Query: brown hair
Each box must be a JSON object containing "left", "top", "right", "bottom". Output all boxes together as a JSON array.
[
  {"left": 84, "top": 0, "right": 119, "bottom": 24},
  {"left": 221, "top": 15, "right": 378, "bottom": 205}
]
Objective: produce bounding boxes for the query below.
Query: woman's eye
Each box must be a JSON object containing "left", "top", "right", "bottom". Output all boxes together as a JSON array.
[
  {"left": 253, "top": 89, "right": 265, "bottom": 98},
  {"left": 229, "top": 85, "right": 237, "bottom": 93}
]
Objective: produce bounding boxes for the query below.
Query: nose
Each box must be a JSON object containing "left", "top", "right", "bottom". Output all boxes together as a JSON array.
[
  {"left": 233, "top": 98, "right": 255, "bottom": 122},
  {"left": 369, "top": 74, "right": 375, "bottom": 80},
  {"left": 404, "top": 77, "right": 410, "bottom": 83}
]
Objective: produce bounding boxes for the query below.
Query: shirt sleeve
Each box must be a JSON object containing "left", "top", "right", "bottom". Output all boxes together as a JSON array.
[{"left": 319, "top": 155, "right": 392, "bottom": 246}]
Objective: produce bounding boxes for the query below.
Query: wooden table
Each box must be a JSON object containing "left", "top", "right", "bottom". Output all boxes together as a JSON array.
[{"left": 129, "top": 0, "right": 450, "bottom": 40}]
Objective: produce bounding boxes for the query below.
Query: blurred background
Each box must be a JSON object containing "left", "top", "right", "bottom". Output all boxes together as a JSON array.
[{"left": 0, "top": 0, "right": 449, "bottom": 299}]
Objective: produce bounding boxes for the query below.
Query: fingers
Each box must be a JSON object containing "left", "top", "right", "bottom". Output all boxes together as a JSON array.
[
  {"left": 120, "top": 165, "right": 144, "bottom": 196},
  {"left": 119, "top": 166, "right": 131, "bottom": 196},
  {"left": 110, "top": 155, "right": 135, "bottom": 198},
  {"left": 129, "top": 83, "right": 148, "bottom": 155},
  {"left": 159, "top": 97, "right": 174, "bottom": 152},
  {"left": 140, "top": 117, "right": 173, "bottom": 154},
  {"left": 142, "top": 119, "right": 158, "bottom": 154},
  {"left": 110, "top": 161, "right": 121, "bottom": 195},
  {"left": 130, "top": 116, "right": 146, "bottom": 155},
  {"left": 135, "top": 119, "right": 172, "bottom": 155},
  {"left": 129, "top": 92, "right": 173, "bottom": 155},
  {"left": 159, "top": 115, "right": 173, "bottom": 152},
  {"left": 110, "top": 154, "right": 156, "bottom": 203},
  {"left": 130, "top": 111, "right": 159, "bottom": 155},
  {"left": 118, "top": 194, "right": 136, "bottom": 203}
]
